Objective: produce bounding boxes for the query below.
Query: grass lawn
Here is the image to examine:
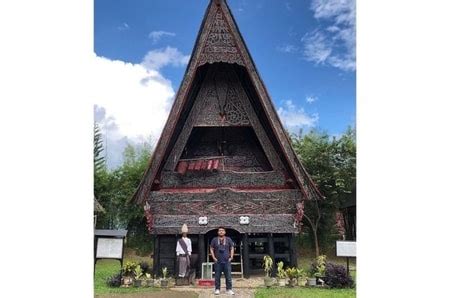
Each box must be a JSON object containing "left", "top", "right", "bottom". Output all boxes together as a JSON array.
[
  {"left": 255, "top": 287, "right": 356, "bottom": 298},
  {"left": 95, "top": 259, "right": 161, "bottom": 296},
  {"left": 95, "top": 257, "right": 198, "bottom": 298}
]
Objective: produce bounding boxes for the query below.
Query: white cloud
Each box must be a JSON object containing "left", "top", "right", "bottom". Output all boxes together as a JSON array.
[
  {"left": 148, "top": 30, "right": 176, "bottom": 44},
  {"left": 92, "top": 54, "right": 176, "bottom": 168},
  {"left": 306, "top": 95, "right": 318, "bottom": 103},
  {"left": 302, "top": 30, "right": 332, "bottom": 64},
  {"left": 277, "top": 44, "right": 299, "bottom": 53},
  {"left": 277, "top": 100, "right": 319, "bottom": 133},
  {"left": 311, "top": 0, "right": 355, "bottom": 23},
  {"left": 117, "top": 22, "right": 130, "bottom": 31},
  {"left": 302, "top": 0, "right": 355, "bottom": 71},
  {"left": 141, "top": 46, "right": 190, "bottom": 71}
]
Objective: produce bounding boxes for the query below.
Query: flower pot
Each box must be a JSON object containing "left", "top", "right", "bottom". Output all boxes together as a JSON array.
[
  {"left": 307, "top": 277, "right": 316, "bottom": 286},
  {"left": 316, "top": 277, "right": 325, "bottom": 286},
  {"left": 134, "top": 279, "right": 142, "bottom": 287},
  {"left": 277, "top": 278, "right": 286, "bottom": 287},
  {"left": 146, "top": 279, "right": 155, "bottom": 287},
  {"left": 264, "top": 277, "right": 275, "bottom": 287},
  {"left": 122, "top": 276, "right": 134, "bottom": 287},
  {"left": 287, "top": 278, "right": 298, "bottom": 287},
  {"left": 298, "top": 278, "right": 307, "bottom": 287},
  {"left": 161, "top": 279, "right": 169, "bottom": 288}
]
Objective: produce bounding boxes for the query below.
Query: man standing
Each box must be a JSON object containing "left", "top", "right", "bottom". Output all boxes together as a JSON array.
[{"left": 210, "top": 227, "right": 235, "bottom": 295}]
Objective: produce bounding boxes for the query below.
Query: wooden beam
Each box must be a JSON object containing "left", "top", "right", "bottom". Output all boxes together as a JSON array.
[
  {"left": 289, "top": 233, "right": 298, "bottom": 267},
  {"left": 153, "top": 235, "right": 160, "bottom": 277},
  {"left": 198, "top": 233, "right": 205, "bottom": 276},
  {"left": 268, "top": 233, "right": 275, "bottom": 277},
  {"left": 173, "top": 235, "right": 177, "bottom": 276},
  {"left": 242, "top": 233, "right": 250, "bottom": 278}
]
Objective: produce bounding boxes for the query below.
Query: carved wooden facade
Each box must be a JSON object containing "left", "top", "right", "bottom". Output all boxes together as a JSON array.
[{"left": 132, "top": 0, "right": 322, "bottom": 277}]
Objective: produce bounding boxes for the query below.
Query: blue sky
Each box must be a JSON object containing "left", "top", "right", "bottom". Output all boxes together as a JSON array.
[{"left": 94, "top": 0, "right": 355, "bottom": 168}]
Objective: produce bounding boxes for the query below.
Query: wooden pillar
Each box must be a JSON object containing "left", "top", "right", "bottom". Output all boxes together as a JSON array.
[
  {"left": 242, "top": 233, "right": 250, "bottom": 278},
  {"left": 289, "top": 233, "right": 298, "bottom": 267},
  {"left": 268, "top": 233, "right": 275, "bottom": 277},
  {"left": 198, "top": 233, "right": 205, "bottom": 276},
  {"left": 153, "top": 235, "right": 160, "bottom": 277},
  {"left": 173, "top": 235, "right": 178, "bottom": 277}
]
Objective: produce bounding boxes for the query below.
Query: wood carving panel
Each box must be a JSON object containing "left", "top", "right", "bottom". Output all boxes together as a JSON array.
[
  {"left": 147, "top": 189, "right": 302, "bottom": 215},
  {"left": 160, "top": 170, "right": 286, "bottom": 188},
  {"left": 198, "top": 9, "right": 244, "bottom": 66},
  {"left": 194, "top": 70, "right": 250, "bottom": 127},
  {"left": 152, "top": 214, "right": 298, "bottom": 234},
  {"left": 164, "top": 65, "right": 285, "bottom": 173}
]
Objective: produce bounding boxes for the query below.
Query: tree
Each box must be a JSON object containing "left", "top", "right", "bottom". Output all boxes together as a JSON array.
[
  {"left": 292, "top": 127, "right": 356, "bottom": 256},
  {"left": 93, "top": 137, "right": 154, "bottom": 254},
  {"left": 94, "top": 122, "right": 106, "bottom": 172}
]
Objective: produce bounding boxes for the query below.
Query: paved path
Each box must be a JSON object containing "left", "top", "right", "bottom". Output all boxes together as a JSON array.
[{"left": 171, "top": 287, "right": 255, "bottom": 298}]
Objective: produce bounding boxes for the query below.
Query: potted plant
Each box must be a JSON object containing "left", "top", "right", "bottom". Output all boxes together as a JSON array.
[
  {"left": 133, "top": 265, "right": 144, "bottom": 287},
  {"left": 308, "top": 255, "right": 327, "bottom": 286},
  {"left": 160, "top": 267, "right": 169, "bottom": 288},
  {"left": 263, "top": 255, "right": 275, "bottom": 287},
  {"left": 139, "top": 261, "right": 150, "bottom": 275},
  {"left": 313, "top": 255, "right": 327, "bottom": 286},
  {"left": 285, "top": 267, "right": 297, "bottom": 287},
  {"left": 143, "top": 273, "right": 154, "bottom": 287},
  {"left": 307, "top": 272, "right": 317, "bottom": 286},
  {"left": 276, "top": 261, "right": 287, "bottom": 286},
  {"left": 297, "top": 268, "right": 308, "bottom": 287},
  {"left": 122, "top": 261, "right": 138, "bottom": 287}
]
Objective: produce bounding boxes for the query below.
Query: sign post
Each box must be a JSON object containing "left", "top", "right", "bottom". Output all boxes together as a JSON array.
[
  {"left": 94, "top": 229, "right": 128, "bottom": 272},
  {"left": 336, "top": 240, "right": 356, "bottom": 277}
]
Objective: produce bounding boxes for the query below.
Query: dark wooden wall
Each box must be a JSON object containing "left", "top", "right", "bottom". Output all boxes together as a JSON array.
[{"left": 153, "top": 232, "right": 298, "bottom": 278}]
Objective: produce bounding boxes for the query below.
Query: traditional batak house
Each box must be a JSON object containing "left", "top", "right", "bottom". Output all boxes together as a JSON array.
[{"left": 131, "top": 0, "right": 322, "bottom": 278}]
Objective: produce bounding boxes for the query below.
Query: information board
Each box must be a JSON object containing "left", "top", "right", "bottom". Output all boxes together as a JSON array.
[
  {"left": 336, "top": 241, "right": 356, "bottom": 257},
  {"left": 96, "top": 238, "right": 123, "bottom": 259}
]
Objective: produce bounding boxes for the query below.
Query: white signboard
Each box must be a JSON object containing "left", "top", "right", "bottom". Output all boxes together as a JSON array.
[
  {"left": 96, "top": 238, "right": 123, "bottom": 259},
  {"left": 336, "top": 241, "right": 356, "bottom": 257}
]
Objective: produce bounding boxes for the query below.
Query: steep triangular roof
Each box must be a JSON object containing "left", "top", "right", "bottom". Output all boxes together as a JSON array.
[{"left": 131, "top": 0, "right": 322, "bottom": 204}]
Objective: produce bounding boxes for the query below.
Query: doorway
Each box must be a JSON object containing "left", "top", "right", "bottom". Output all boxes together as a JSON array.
[{"left": 204, "top": 228, "right": 243, "bottom": 278}]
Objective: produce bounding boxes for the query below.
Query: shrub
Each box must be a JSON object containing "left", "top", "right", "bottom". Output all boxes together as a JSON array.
[
  {"left": 122, "top": 261, "right": 138, "bottom": 277},
  {"left": 323, "top": 263, "right": 354, "bottom": 288},
  {"left": 309, "top": 255, "right": 327, "bottom": 277},
  {"left": 139, "top": 261, "right": 150, "bottom": 274},
  {"left": 276, "top": 261, "right": 286, "bottom": 279},
  {"left": 106, "top": 272, "right": 122, "bottom": 288},
  {"left": 262, "top": 255, "right": 273, "bottom": 277},
  {"left": 134, "top": 265, "right": 143, "bottom": 279}
]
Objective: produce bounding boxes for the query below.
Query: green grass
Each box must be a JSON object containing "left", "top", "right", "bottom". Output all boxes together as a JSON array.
[
  {"left": 95, "top": 259, "right": 161, "bottom": 296},
  {"left": 255, "top": 287, "right": 356, "bottom": 298},
  {"left": 297, "top": 254, "right": 357, "bottom": 282}
]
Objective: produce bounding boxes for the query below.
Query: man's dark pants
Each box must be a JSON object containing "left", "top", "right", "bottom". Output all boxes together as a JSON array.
[{"left": 214, "top": 261, "right": 232, "bottom": 290}]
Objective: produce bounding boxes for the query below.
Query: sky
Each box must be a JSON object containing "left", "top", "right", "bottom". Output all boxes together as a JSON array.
[{"left": 94, "top": 0, "right": 355, "bottom": 169}]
